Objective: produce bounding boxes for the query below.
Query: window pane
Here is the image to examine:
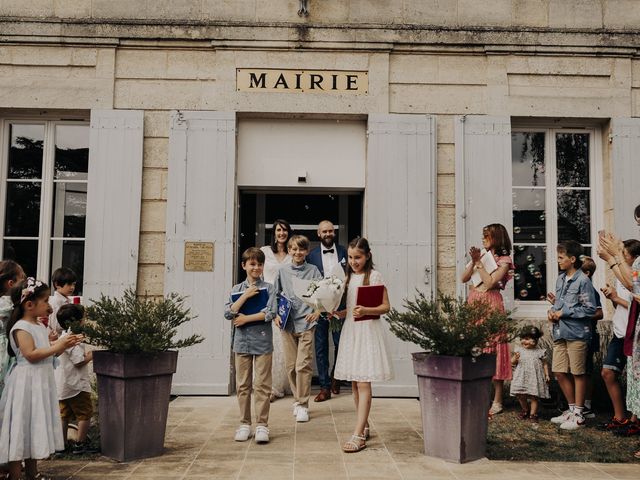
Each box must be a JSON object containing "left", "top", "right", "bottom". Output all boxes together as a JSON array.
[
  {"left": 8, "top": 124, "right": 44, "bottom": 179},
  {"left": 51, "top": 183, "right": 87, "bottom": 238},
  {"left": 556, "top": 133, "right": 589, "bottom": 187},
  {"left": 4, "top": 182, "right": 41, "bottom": 236},
  {"left": 512, "top": 132, "right": 545, "bottom": 187},
  {"left": 50, "top": 240, "right": 84, "bottom": 295},
  {"left": 557, "top": 190, "right": 591, "bottom": 244},
  {"left": 55, "top": 125, "right": 89, "bottom": 180},
  {"left": 3, "top": 239, "right": 38, "bottom": 277},
  {"left": 514, "top": 245, "right": 547, "bottom": 302},
  {"left": 512, "top": 189, "right": 546, "bottom": 243}
]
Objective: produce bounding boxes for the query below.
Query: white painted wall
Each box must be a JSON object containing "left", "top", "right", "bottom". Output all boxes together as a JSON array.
[{"left": 237, "top": 118, "right": 366, "bottom": 188}]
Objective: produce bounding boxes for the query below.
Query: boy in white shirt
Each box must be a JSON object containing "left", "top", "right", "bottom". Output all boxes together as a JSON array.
[
  {"left": 55, "top": 304, "right": 97, "bottom": 454},
  {"left": 48, "top": 267, "right": 77, "bottom": 336}
]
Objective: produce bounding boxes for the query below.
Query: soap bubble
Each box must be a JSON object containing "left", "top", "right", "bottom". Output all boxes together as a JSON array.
[
  {"left": 533, "top": 271, "right": 542, "bottom": 279},
  {"left": 526, "top": 255, "right": 533, "bottom": 262},
  {"left": 514, "top": 226, "right": 522, "bottom": 234},
  {"left": 520, "top": 289, "right": 529, "bottom": 298}
]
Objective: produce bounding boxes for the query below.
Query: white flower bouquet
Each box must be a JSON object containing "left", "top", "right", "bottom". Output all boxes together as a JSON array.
[{"left": 292, "top": 264, "right": 346, "bottom": 314}]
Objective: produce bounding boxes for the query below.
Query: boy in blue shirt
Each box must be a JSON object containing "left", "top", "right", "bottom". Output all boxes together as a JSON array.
[
  {"left": 548, "top": 241, "right": 598, "bottom": 430},
  {"left": 224, "top": 247, "right": 277, "bottom": 443},
  {"left": 273, "top": 235, "right": 321, "bottom": 423}
]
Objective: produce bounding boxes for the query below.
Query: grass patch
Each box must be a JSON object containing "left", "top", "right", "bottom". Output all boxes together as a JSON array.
[{"left": 487, "top": 406, "right": 639, "bottom": 463}]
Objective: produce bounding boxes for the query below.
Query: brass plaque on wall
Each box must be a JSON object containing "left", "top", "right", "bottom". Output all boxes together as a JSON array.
[
  {"left": 237, "top": 69, "right": 368, "bottom": 94},
  {"left": 184, "top": 242, "right": 214, "bottom": 272}
]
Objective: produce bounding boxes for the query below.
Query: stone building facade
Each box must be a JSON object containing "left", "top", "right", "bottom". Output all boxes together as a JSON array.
[{"left": 1, "top": 0, "right": 639, "bottom": 394}]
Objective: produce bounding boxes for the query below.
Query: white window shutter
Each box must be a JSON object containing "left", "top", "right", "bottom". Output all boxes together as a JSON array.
[
  {"left": 455, "top": 116, "right": 513, "bottom": 307},
  {"left": 610, "top": 118, "right": 640, "bottom": 242},
  {"left": 165, "top": 111, "right": 236, "bottom": 395},
  {"left": 366, "top": 113, "right": 437, "bottom": 397},
  {"left": 84, "top": 109, "right": 144, "bottom": 302}
]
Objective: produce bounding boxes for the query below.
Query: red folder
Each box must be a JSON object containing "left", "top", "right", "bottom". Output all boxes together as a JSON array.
[{"left": 355, "top": 285, "right": 385, "bottom": 321}]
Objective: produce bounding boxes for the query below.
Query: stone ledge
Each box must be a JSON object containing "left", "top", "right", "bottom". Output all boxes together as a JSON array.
[{"left": 1, "top": 18, "right": 640, "bottom": 52}]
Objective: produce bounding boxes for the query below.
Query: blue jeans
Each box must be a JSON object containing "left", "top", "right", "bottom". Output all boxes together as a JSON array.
[{"left": 314, "top": 317, "right": 341, "bottom": 389}]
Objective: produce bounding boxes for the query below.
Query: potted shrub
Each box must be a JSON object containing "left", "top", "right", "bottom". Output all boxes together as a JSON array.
[
  {"left": 83, "top": 289, "right": 204, "bottom": 462},
  {"left": 386, "top": 292, "right": 515, "bottom": 463}
]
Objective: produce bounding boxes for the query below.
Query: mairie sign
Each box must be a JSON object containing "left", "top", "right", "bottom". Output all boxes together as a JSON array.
[{"left": 237, "top": 69, "right": 368, "bottom": 94}]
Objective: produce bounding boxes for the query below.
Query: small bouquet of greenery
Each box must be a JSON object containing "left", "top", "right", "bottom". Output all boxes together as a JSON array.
[
  {"left": 386, "top": 292, "right": 516, "bottom": 357},
  {"left": 83, "top": 289, "right": 204, "bottom": 354}
]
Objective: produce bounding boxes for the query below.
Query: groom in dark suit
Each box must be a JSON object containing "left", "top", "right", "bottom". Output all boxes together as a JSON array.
[{"left": 306, "top": 220, "right": 347, "bottom": 402}]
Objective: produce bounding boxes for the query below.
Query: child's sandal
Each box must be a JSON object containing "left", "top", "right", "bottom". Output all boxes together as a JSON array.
[
  {"left": 518, "top": 410, "right": 529, "bottom": 420},
  {"left": 342, "top": 434, "right": 366, "bottom": 453},
  {"left": 363, "top": 426, "right": 370, "bottom": 439},
  {"left": 529, "top": 414, "right": 539, "bottom": 423}
]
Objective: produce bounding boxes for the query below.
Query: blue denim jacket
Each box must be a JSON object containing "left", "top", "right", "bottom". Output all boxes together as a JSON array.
[
  {"left": 224, "top": 279, "right": 277, "bottom": 355},
  {"left": 551, "top": 269, "right": 598, "bottom": 342}
]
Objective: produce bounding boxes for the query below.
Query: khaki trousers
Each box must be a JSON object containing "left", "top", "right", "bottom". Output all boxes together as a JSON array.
[
  {"left": 235, "top": 352, "right": 272, "bottom": 427},
  {"left": 281, "top": 327, "right": 315, "bottom": 408}
]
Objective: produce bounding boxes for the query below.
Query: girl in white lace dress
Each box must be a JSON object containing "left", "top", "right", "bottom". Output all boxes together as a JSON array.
[
  {"left": 260, "top": 219, "right": 293, "bottom": 401},
  {"left": 0, "top": 278, "right": 81, "bottom": 480},
  {"left": 333, "top": 237, "right": 392, "bottom": 453}
]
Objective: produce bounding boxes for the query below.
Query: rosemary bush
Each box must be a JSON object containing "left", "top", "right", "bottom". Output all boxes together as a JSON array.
[
  {"left": 83, "top": 289, "right": 204, "bottom": 354},
  {"left": 386, "top": 292, "right": 516, "bottom": 357}
]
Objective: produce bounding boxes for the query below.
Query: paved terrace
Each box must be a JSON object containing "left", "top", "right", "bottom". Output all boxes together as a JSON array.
[{"left": 41, "top": 394, "right": 637, "bottom": 479}]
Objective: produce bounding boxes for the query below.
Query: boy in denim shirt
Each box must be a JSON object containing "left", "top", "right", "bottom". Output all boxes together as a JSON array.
[
  {"left": 548, "top": 241, "right": 597, "bottom": 430},
  {"left": 224, "top": 247, "right": 277, "bottom": 443},
  {"left": 273, "top": 235, "right": 321, "bottom": 423}
]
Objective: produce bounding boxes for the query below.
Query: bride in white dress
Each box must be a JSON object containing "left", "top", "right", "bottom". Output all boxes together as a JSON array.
[{"left": 260, "top": 219, "right": 293, "bottom": 401}]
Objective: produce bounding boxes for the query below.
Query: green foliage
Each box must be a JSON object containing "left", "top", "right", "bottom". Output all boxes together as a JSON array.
[
  {"left": 83, "top": 289, "right": 204, "bottom": 354},
  {"left": 385, "top": 292, "right": 516, "bottom": 357}
]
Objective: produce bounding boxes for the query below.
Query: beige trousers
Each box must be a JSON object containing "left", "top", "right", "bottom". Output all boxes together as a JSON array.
[
  {"left": 235, "top": 352, "right": 272, "bottom": 427},
  {"left": 281, "top": 327, "right": 315, "bottom": 408}
]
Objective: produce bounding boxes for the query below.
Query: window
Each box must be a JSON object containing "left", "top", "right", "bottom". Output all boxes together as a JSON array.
[
  {"left": 0, "top": 120, "right": 89, "bottom": 294},
  {"left": 511, "top": 127, "right": 601, "bottom": 309}
]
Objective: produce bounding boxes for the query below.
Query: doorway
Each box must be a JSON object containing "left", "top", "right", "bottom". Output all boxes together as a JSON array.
[{"left": 237, "top": 191, "right": 363, "bottom": 279}]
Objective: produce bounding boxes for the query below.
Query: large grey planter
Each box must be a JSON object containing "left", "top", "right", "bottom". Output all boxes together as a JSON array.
[
  {"left": 412, "top": 352, "right": 496, "bottom": 463},
  {"left": 93, "top": 350, "right": 178, "bottom": 462}
]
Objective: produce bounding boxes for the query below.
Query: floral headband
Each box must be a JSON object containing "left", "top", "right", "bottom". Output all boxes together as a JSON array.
[{"left": 20, "top": 277, "right": 44, "bottom": 304}]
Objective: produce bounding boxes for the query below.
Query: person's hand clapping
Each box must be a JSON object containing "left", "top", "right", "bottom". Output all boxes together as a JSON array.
[
  {"left": 48, "top": 329, "right": 59, "bottom": 343},
  {"left": 599, "top": 231, "right": 623, "bottom": 258},
  {"left": 469, "top": 246, "right": 482, "bottom": 264}
]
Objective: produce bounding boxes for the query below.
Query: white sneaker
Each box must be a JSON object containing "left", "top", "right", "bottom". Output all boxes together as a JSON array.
[
  {"left": 560, "top": 413, "right": 585, "bottom": 431},
  {"left": 551, "top": 409, "right": 572, "bottom": 424},
  {"left": 292, "top": 402, "right": 300, "bottom": 416},
  {"left": 255, "top": 426, "right": 270, "bottom": 443},
  {"left": 296, "top": 406, "right": 309, "bottom": 422},
  {"left": 234, "top": 424, "right": 251, "bottom": 442}
]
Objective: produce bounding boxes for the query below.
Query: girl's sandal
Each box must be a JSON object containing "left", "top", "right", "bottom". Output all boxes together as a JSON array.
[
  {"left": 342, "top": 434, "right": 366, "bottom": 453},
  {"left": 364, "top": 426, "right": 370, "bottom": 439}
]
